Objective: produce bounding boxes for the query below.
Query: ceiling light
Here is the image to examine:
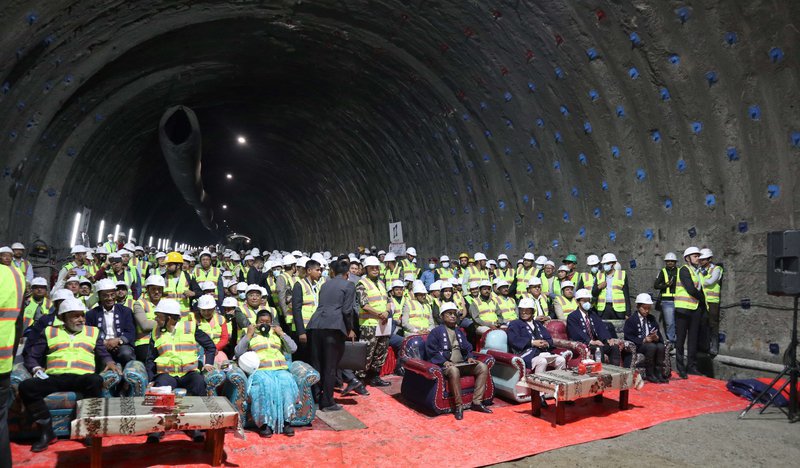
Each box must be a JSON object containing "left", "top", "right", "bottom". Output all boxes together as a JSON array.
[
  {"left": 226, "top": 173, "right": 233, "bottom": 179},
  {"left": 222, "top": 204, "right": 228, "bottom": 209},
  {"left": 236, "top": 135, "right": 247, "bottom": 145}
]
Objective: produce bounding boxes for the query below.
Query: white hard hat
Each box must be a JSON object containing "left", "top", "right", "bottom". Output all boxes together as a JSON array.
[
  {"left": 404, "top": 273, "right": 416, "bottom": 282},
  {"left": 479, "top": 280, "right": 492, "bottom": 288},
  {"left": 236, "top": 282, "right": 247, "bottom": 291},
  {"left": 263, "top": 261, "right": 273, "bottom": 271},
  {"left": 80, "top": 277, "right": 92, "bottom": 285},
  {"left": 440, "top": 279, "right": 453, "bottom": 289},
  {"left": 544, "top": 260, "right": 556, "bottom": 267},
  {"left": 291, "top": 250, "right": 302, "bottom": 257},
  {"left": 440, "top": 255, "right": 450, "bottom": 262},
  {"left": 429, "top": 281, "right": 442, "bottom": 292},
  {"left": 118, "top": 249, "right": 131, "bottom": 256},
  {"left": 135, "top": 246, "right": 144, "bottom": 251},
  {"left": 250, "top": 248, "right": 261, "bottom": 257},
  {"left": 469, "top": 281, "right": 480, "bottom": 289},
  {"left": 557, "top": 265, "right": 570, "bottom": 272},
  {"left": 495, "top": 280, "right": 510, "bottom": 288},
  {"left": 664, "top": 252, "right": 678, "bottom": 261},
  {"left": 155, "top": 252, "right": 166, "bottom": 259},
  {"left": 199, "top": 250, "right": 212, "bottom": 258},
  {"left": 198, "top": 295, "right": 216, "bottom": 309},
  {"left": 699, "top": 248, "right": 713, "bottom": 260},
  {"left": 200, "top": 281, "right": 216, "bottom": 290},
  {"left": 183, "top": 255, "right": 195, "bottom": 262},
  {"left": 601, "top": 253, "right": 618, "bottom": 264},
  {"left": 412, "top": 281, "right": 427, "bottom": 295},
  {"left": 246, "top": 284, "right": 263, "bottom": 294},
  {"left": 523, "top": 252, "right": 535, "bottom": 261},
  {"left": 260, "top": 287, "right": 268, "bottom": 296},
  {"left": 406, "top": 247, "right": 417, "bottom": 256},
  {"left": 107, "top": 234, "right": 114, "bottom": 239},
  {"left": 115, "top": 281, "right": 128, "bottom": 289},
  {"left": 528, "top": 277, "right": 542, "bottom": 287},
  {"left": 586, "top": 255, "right": 600, "bottom": 266},
  {"left": 518, "top": 297, "right": 535, "bottom": 309},
  {"left": 244, "top": 254, "right": 255, "bottom": 261},
  {"left": 0, "top": 247, "right": 13, "bottom": 254},
  {"left": 124, "top": 242, "right": 135, "bottom": 251},
  {"left": 440, "top": 302, "right": 458, "bottom": 314},
  {"left": 155, "top": 299, "right": 182, "bottom": 316},
  {"left": 535, "top": 256, "right": 548, "bottom": 264},
  {"left": 377, "top": 250, "right": 386, "bottom": 256},
  {"left": 71, "top": 245, "right": 87, "bottom": 254},
  {"left": 311, "top": 253, "right": 326, "bottom": 264},
  {"left": 574, "top": 288, "right": 592, "bottom": 301},
  {"left": 145, "top": 275, "right": 166, "bottom": 288},
  {"left": 296, "top": 256, "right": 309, "bottom": 268},
  {"left": 11, "top": 242, "right": 24, "bottom": 250},
  {"left": 31, "top": 277, "right": 48, "bottom": 287},
  {"left": 487, "top": 260, "right": 497, "bottom": 267},
  {"left": 282, "top": 254, "right": 297, "bottom": 265},
  {"left": 95, "top": 246, "right": 108, "bottom": 255},
  {"left": 58, "top": 298, "right": 87, "bottom": 315},
  {"left": 238, "top": 351, "right": 260, "bottom": 375},
  {"left": 683, "top": 247, "right": 700, "bottom": 258},
  {"left": 363, "top": 256, "right": 381, "bottom": 267},
  {"left": 383, "top": 252, "right": 397, "bottom": 262},
  {"left": 635, "top": 293, "right": 654, "bottom": 305},
  {"left": 271, "top": 257, "right": 282, "bottom": 267},
  {"left": 497, "top": 254, "right": 509, "bottom": 261},
  {"left": 222, "top": 297, "right": 238, "bottom": 308},
  {"left": 52, "top": 289, "right": 75, "bottom": 301},
  {"left": 65, "top": 276, "right": 80, "bottom": 284},
  {"left": 390, "top": 280, "right": 405, "bottom": 289},
  {"left": 95, "top": 278, "right": 116, "bottom": 292},
  {"left": 222, "top": 270, "right": 233, "bottom": 277},
  {"left": 561, "top": 281, "right": 575, "bottom": 289},
  {"left": 474, "top": 252, "right": 487, "bottom": 261},
  {"left": 230, "top": 252, "right": 241, "bottom": 261}
]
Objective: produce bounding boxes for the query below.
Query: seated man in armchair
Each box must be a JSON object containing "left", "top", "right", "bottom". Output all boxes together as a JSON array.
[
  {"left": 425, "top": 303, "right": 492, "bottom": 420},
  {"left": 624, "top": 293, "right": 668, "bottom": 383},
  {"left": 566, "top": 289, "right": 624, "bottom": 366}
]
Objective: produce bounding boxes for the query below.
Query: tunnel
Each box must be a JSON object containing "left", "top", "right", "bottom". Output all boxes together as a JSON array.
[{"left": 1, "top": 1, "right": 799, "bottom": 373}]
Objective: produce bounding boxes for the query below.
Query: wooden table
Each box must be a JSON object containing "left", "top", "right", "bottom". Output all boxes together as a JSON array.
[
  {"left": 71, "top": 396, "right": 239, "bottom": 467},
  {"left": 518, "top": 364, "right": 638, "bottom": 425}
]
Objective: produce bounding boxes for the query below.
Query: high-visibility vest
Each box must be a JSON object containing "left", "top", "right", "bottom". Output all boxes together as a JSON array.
[
  {"left": 44, "top": 325, "right": 99, "bottom": 375},
  {"left": 596, "top": 270, "right": 626, "bottom": 312},
  {"left": 702, "top": 264, "right": 723, "bottom": 304},
  {"left": 11, "top": 258, "right": 31, "bottom": 280},
  {"left": 240, "top": 265, "right": 251, "bottom": 281},
  {"left": 453, "top": 291, "right": 466, "bottom": 312},
  {"left": 0, "top": 265, "right": 23, "bottom": 373},
  {"left": 474, "top": 297, "right": 498, "bottom": 324},
  {"left": 494, "top": 295, "right": 517, "bottom": 321},
  {"left": 298, "top": 278, "right": 318, "bottom": 328},
  {"left": 435, "top": 267, "right": 454, "bottom": 280},
  {"left": 62, "top": 261, "right": 90, "bottom": 280},
  {"left": 495, "top": 268, "right": 515, "bottom": 283},
  {"left": 660, "top": 268, "right": 676, "bottom": 299},
  {"left": 134, "top": 298, "right": 156, "bottom": 346},
  {"left": 267, "top": 274, "right": 279, "bottom": 305},
  {"left": 23, "top": 297, "right": 52, "bottom": 331},
  {"left": 164, "top": 272, "right": 191, "bottom": 313},
  {"left": 556, "top": 296, "right": 578, "bottom": 317},
  {"left": 249, "top": 332, "right": 288, "bottom": 371},
  {"left": 467, "top": 265, "right": 489, "bottom": 282},
  {"left": 86, "top": 262, "right": 101, "bottom": 278},
  {"left": 193, "top": 267, "right": 221, "bottom": 299},
  {"left": 579, "top": 272, "right": 597, "bottom": 291},
  {"left": 280, "top": 272, "right": 297, "bottom": 323},
  {"left": 401, "top": 259, "right": 420, "bottom": 278},
  {"left": 103, "top": 241, "right": 117, "bottom": 253},
  {"left": 407, "top": 299, "right": 433, "bottom": 331},
  {"left": 384, "top": 264, "right": 402, "bottom": 283},
  {"left": 515, "top": 266, "right": 535, "bottom": 297},
  {"left": 675, "top": 265, "right": 702, "bottom": 311},
  {"left": 121, "top": 297, "right": 136, "bottom": 310},
  {"left": 152, "top": 321, "right": 199, "bottom": 377},
  {"left": 389, "top": 296, "right": 408, "bottom": 322},
  {"left": 358, "top": 278, "right": 388, "bottom": 327},
  {"left": 197, "top": 312, "right": 225, "bottom": 345},
  {"left": 540, "top": 276, "right": 562, "bottom": 297}
]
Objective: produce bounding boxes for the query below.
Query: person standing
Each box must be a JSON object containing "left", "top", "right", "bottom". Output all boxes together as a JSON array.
[
  {"left": 292, "top": 260, "right": 323, "bottom": 363},
  {"left": 0, "top": 263, "right": 24, "bottom": 465},
  {"left": 355, "top": 257, "right": 391, "bottom": 387},
  {"left": 307, "top": 259, "right": 357, "bottom": 411},
  {"left": 653, "top": 252, "right": 679, "bottom": 343},
  {"left": 593, "top": 253, "right": 631, "bottom": 319},
  {"left": 10, "top": 243, "right": 33, "bottom": 285},
  {"left": 674, "top": 247, "right": 706, "bottom": 378},
  {"left": 699, "top": 248, "right": 723, "bottom": 355}
]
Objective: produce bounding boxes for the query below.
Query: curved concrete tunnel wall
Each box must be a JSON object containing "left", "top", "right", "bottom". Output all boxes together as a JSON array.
[{"left": 0, "top": 1, "right": 799, "bottom": 371}]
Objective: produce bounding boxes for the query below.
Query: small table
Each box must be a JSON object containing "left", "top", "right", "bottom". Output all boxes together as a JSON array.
[
  {"left": 71, "top": 396, "right": 239, "bottom": 467},
  {"left": 519, "top": 364, "right": 637, "bottom": 425}
]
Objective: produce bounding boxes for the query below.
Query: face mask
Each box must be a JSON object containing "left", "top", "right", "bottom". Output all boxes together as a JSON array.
[
  {"left": 238, "top": 292, "right": 246, "bottom": 300},
  {"left": 499, "top": 261, "right": 507, "bottom": 268},
  {"left": 581, "top": 302, "right": 591, "bottom": 311},
  {"left": 603, "top": 264, "right": 612, "bottom": 272},
  {"left": 322, "top": 270, "right": 329, "bottom": 278},
  {"left": 591, "top": 266, "right": 598, "bottom": 274},
  {"left": 272, "top": 270, "right": 281, "bottom": 277},
  {"left": 428, "top": 263, "right": 436, "bottom": 270},
  {"left": 441, "top": 262, "right": 450, "bottom": 268}
]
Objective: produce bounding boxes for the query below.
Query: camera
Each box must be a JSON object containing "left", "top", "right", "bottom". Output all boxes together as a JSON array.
[
  {"left": 257, "top": 323, "right": 271, "bottom": 336},
  {"left": 224, "top": 311, "right": 235, "bottom": 323}
]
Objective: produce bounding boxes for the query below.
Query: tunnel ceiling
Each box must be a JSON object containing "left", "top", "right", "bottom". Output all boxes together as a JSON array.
[{"left": 1, "top": 1, "right": 799, "bottom": 261}]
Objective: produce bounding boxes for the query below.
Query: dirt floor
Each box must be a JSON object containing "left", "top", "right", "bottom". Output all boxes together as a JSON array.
[{"left": 493, "top": 410, "right": 800, "bottom": 467}]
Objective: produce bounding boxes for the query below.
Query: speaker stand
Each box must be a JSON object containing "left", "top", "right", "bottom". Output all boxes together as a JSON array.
[{"left": 739, "top": 295, "right": 799, "bottom": 422}]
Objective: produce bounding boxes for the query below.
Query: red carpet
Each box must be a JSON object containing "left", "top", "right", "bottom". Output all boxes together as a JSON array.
[{"left": 12, "top": 375, "right": 746, "bottom": 467}]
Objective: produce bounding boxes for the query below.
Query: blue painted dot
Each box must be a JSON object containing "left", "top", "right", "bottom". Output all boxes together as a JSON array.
[
  {"left": 636, "top": 169, "right": 646, "bottom": 181},
  {"left": 660, "top": 87, "right": 671, "bottom": 101},
  {"left": 529, "top": 137, "right": 538, "bottom": 148},
  {"left": 586, "top": 48, "right": 598, "bottom": 60},
  {"left": 552, "top": 239, "right": 560, "bottom": 248},
  {"left": 553, "top": 160, "right": 560, "bottom": 171},
  {"left": 593, "top": 208, "right": 601, "bottom": 218},
  {"left": 677, "top": 159, "right": 686, "bottom": 172},
  {"left": 527, "top": 82, "right": 537, "bottom": 92},
  {"left": 665, "top": 198, "right": 673, "bottom": 209},
  {"left": 483, "top": 154, "right": 490, "bottom": 163},
  {"left": 505, "top": 241, "right": 513, "bottom": 251},
  {"left": 466, "top": 184, "right": 473, "bottom": 194},
  {"left": 748, "top": 105, "right": 761, "bottom": 120},
  {"left": 466, "top": 161, "right": 474, "bottom": 169},
  {"left": 480, "top": 101, "right": 488, "bottom": 110},
  {"left": 705, "top": 194, "right": 717, "bottom": 207},
  {"left": 462, "top": 113, "right": 470, "bottom": 121},
  {"left": 791, "top": 131, "right": 800, "bottom": 148},
  {"left": 545, "top": 191, "right": 552, "bottom": 200},
  {"left": 66, "top": 148, "right": 77, "bottom": 157},
  {"left": 629, "top": 67, "right": 639, "bottom": 79},
  {"left": 560, "top": 105, "right": 570, "bottom": 116},
  {"left": 611, "top": 146, "right": 620, "bottom": 158},
  {"left": 537, "top": 212, "right": 544, "bottom": 222},
  {"left": 504, "top": 146, "right": 512, "bottom": 156},
  {"left": 691, "top": 121, "right": 703, "bottom": 134},
  {"left": 616, "top": 105, "right": 625, "bottom": 117},
  {"left": 483, "top": 242, "right": 490, "bottom": 251},
  {"left": 450, "top": 208, "right": 456, "bottom": 215},
  {"left": 725, "top": 32, "right": 738, "bottom": 45},
  {"left": 579, "top": 226, "right": 586, "bottom": 238},
  {"left": 651, "top": 130, "right": 661, "bottom": 142},
  {"left": 64, "top": 74, "right": 73, "bottom": 84},
  {"left": 629, "top": 32, "right": 641, "bottom": 46},
  {"left": 484, "top": 129, "right": 492, "bottom": 138},
  {"left": 505, "top": 119, "right": 514, "bottom": 128},
  {"left": 27, "top": 12, "right": 38, "bottom": 25},
  {"left": 452, "top": 168, "right": 460, "bottom": 175},
  {"left": 676, "top": 6, "right": 691, "bottom": 23},
  {"left": 2, "top": 82, "right": 10, "bottom": 94},
  {"left": 770, "top": 343, "right": 780, "bottom": 355},
  {"left": 767, "top": 184, "right": 780, "bottom": 199},
  {"left": 555, "top": 67, "right": 564, "bottom": 79},
  {"left": 522, "top": 194, "right": 529, "bottom": 203},
  {"left": 571, "top": 187, "right": 579, "bottom": 197},
  {"left": 625, "top": 206, "right": 633, "bottom": 217},
  {"left": 589, "top": 89, "right": 599, "bottom": 101},
  {"left": 705, "top": 71, "right": 718, "bottom": 86},
  {"left": 578, "top": 153, "right": 587, "bottom": 165},
  {"left": 769, "top": 47, "right": 784, "bottom": 63},
  {"left": 463, "top": 206, "right": 471, "bottom": 214},
  {"left": 583, "top": 121, "right": 593, "bottom": 134},
  {"left": 563, "top": 211, "right": 570, "bottom": 222},
  {"left": 601, "top": 180, "right": 608, "bottom": 191},
  {"left": 480, "top": 207, "right": 487, "bottom": 214},
  {"left": 669, "top": 54, "right": 680, "bottom": 65},
  {"left": 554, "top": 131, "right": 562, "bottom": 143},
  {"left": 498, "top": 199, "right": 506, "bottom": 209},
  {"left": 629, "top": 259, "right": 638, "bottom": 269},
  {"left": 738, "top": 221, "right": 748, "bottom": 233},
  {"left": 504, "top": 91, "right": 513, "bottom": 102},
  {"left": 644, "top": 229, "right": 654, "bottom": 240},
  {"left": 609, "top": 231, "right": 617, "bottom": 242},
  {"left": 536, "top": 118, "right": 545, "bottom": 128},
  {"left": 727, "top": 147, "right": 740, "bottom": 161},
  {"left": 528, "top": 240, "right": 535, "bottom": 249},
  {"left": 526, "top": 163, "right": 534, "bottom": 173}
]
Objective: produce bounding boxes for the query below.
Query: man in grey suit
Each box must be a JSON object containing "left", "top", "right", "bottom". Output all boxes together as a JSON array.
[{"left": 308, "top": 258, "right": 359, "bottom": 411}]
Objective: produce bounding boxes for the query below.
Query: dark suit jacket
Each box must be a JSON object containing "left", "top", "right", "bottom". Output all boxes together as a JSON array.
[
  {"left": 506, "top": 319, "right": 554, "bottom": 356},
  {"left": 566, "top": 308, "right": 612, "bottom": 344},
  {"left": 623, "top": 313, "right": 663, "bottom": 349},
  {"left": 307, "top": 277, "right": 356, "bottom": 336},
  {"left": 86, "top": 304, "right": 136, "bottom": 345},
  {"left": 425, "top": 325, "right": 474, "bottom": 365}
]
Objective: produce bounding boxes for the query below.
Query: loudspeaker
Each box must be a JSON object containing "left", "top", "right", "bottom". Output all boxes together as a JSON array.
[{"left": 767, "top": 230, "right": 800, "bottom": 296}]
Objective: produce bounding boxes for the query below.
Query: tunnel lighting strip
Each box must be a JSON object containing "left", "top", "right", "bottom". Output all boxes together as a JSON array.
[
  {"left": 97, "top": 219, "right": 105, "bottom": 244},
  {"left": 157, "top": 238, "right": 162, "bottom": 250},
  {"left": 128, "top": 228, "right": 134, "bottom": 241},
  {"left": 70, "top": 212, "right": 81, "bottom": 247},
  {"left": 148, "top": 236, "right": 153, "bottom": 247},
  {"left": 113, "top": 224, "right": 120, "bottom": 242}
]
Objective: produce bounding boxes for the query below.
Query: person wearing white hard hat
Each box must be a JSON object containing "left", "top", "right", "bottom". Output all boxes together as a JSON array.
[
  {"left": 52, "top": 245, "right": 91, "bottom": 295},
  {"left": 461, "top": 252, "right": 489, "bottom": 292},
  {"left": 420, "top": 257, "right": 438, "bottom": 290},
  {"left": 576, "top": 255, "right": 601, "bottom": 291},
  {"left": 673, "top": 247, "right": 706, "bottom": 378},
  {"left": 521, "top": 277, "right": 551, "bottom": 322},
  {"left": 132, "top": 275, "right": 166, "bottom": 361},
  {"left": 86, "top": 278, "right": 136, "bottom": 367},
  {"left": 239, "top": 255, "right": 255, "bottom": 282},
  {"left": 400, "top": 247, "right": 420, "bottom": 279},
  {"left": 435, "top": 255, "right": 456, "bottom": 282},
  {"left": 195, "top": 294, "right": 230, "bottom": 364},
  {"left": 486, "top": 259, "right": 497, "bottom": 277},
  {"left": 553, "top": 281, "right": 578, "bottom": 320},
  {"left": 115, "top": 280, "right": 135, "bottom": 309},
  {"left": 514, "top": 253, "right": 537, "bottom": 299},
  {"left": 402, "top": 281, "right": 434, "bottom": 335},
  {"left": 507, "top": 298, "right": 566, "bottom": 379},
  {"left": 233, "top": 285, "right": 269, "bottom": 341},
  {"left": 566, "top": 289, "right": 623, "bottom": 366},
  {"left": 9, "top": 242, "right": 34, "bottom": 284},
  {"left": 193, "top": 250, "right": 223, "bottom": 301},
  {"left": 100, "top": 252, "right": 141, "bottom": 300},
  {"left": 382, "top": 252, "right": 401, "bottom": 284},
  {"left": 22, "top": 277, "right": 52, "bottom": 332},
  {"left": 469, "top": 280, "right": 501, "bottom": 336},
  {"left": 426, "top": 302, "right": 492, "bottom": 420},
  {"left": 494, "top": 254, "right": 514, "bottom": 285},
  {"left": 653, "top": 252, "right": 679, "bottom": 343},
  {"left": 594, "top": 253, "right": 631, "bottom": 320},
  {"left": 290, "top": 258, "right": 324, "bottom": 363},
  {"left": 0, "top": 247, "right": 15, "bottom": 266},
  {"left": 145, "top": 298, "right": 216, "bottom": 444},
  {"left": 355, "top": 256, "right": 392, "bottom": 387},
  {"left": 539, "top": 261, "right": 560, "bottom": 299},
  {"left": 275, "top": 255, "right": 298, "bottom": 326},
  {"left": 265, "top": 259, "right": 284, "bottom": 306},
  {"left": 624, "top": 293, "right": 668, "bottom": 383},
  {"left": 493, "top": 280, "right": 516, "bottom": 323},
  {"left": 698, "top": 248, "right": 723, "bottom": 355},
  {"left": 428, "top": 280, "right": 442, "bottom": 304},
  {"left": 62, "top": 276, "right": 81, "bottom": 298},
  {"left": 533, "top": 256, "right": 548, "bottom": 275},
  {"left": 20, "top": 297, "right": 117, "bottom": 453},
  {"left": 103, "top": 234, "right": 117, "bottom": 254},
  {"left": 388, "top": 279, "right": 409, "bottom": 323}
]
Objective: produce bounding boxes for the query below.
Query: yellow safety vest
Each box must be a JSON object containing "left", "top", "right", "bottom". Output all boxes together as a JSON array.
[
  {"left": 164, "top": 272, "right": 191, "bottom": 313},
  {"left": 407, "top": 299, "right": 433, "bottom": 331},
  {"left": 197, "top": 312, "right": 225, "bottom": 345},
  {"left": 494, "top": 295, "right": 517, "bottom": 321},
  {"left": 702, "top": 264, "right": 723, "bottom": 304},
  {"left": 596, "top": 270, "right": 626, "bottom": 312},
  {"left": 249, "top": 332, "right": 288, "bottom": 371},
  {"left": 298, "top": 278, "right": 318, "bottom": 328},
  {"left": 134, "top": 298, "right": 156, "bottom": 346},
  {"left": 384, "top": 264, "right": 402, "bottom": 283},
  {"left": 540, "top": 276, "right": 562, "bottom": 297},
  {"left": 358, "top": 277, "right": 388, "bottom": 327},
  {"left": 280, "top": 272, "right": 297, "bottom": 323},
  {"left": 44, "top": 325, "right": 99, "bottom": 375},
  {"left": 11, "top": 259, "right": 30, "bottom": 280},
  {"left": 556, "top": 296, "right": 578, "bottom": 317},
  {"left": 62, "top": 261, "right": 90, "bottom": 280},
  {"left": 193, "top": 267, "right": 220, "bottom": 298},
  {"left": 474, "top": 297, "right": 498, "bottom": 324},
  {"left": 267, "top": 274, "right": 279, "bottom": 305},
  {"left": 675, "top": 265, "right": 701, "bottom": 311},
  {"left": 495, "top": 268, "right": 515, "bottom": 283},
  {"left": 467, "top": 265, "right": 489, "bottom": 282},
  {"left": 389, "top": 296, "right": 408, "bottom": 322},
  {"left": 23, "top": 297, "right": 52, "bottom": 331},
  {"left": 435, "top": 267, "right": 454, "bottom": 280},
  {"left": 103, "top": 241, "right": 117, "bottom": 253},
  {"left": 401, "top": 259, "right": 420, "bottom": 278},
  {"left": 152, "top": 321, "right": 199, "bottom": 377},
  {"left": 660, "top": 268, "right": 675, "bottom": 299},
  {"left": 0, "top": 265, "right": 23, "bottom": 373},
  {"left": 238, "top": 303, "right": 260, "bottom": 340},
  {"left": 579, "top": 272, "right": 597, "bottom": 291},
  {"left": 515, "top": 266, "right": 535, "bottom": 297},
  {"left": 453, "top": 291, "right": 466, "bottom": 311}
]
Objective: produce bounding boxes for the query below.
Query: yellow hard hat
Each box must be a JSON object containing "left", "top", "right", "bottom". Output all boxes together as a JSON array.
[
  {"left": 165, "top": 251, "right": 184, "bottom": 264},
  {"left": 458, "top": 252, "right": 469, "bottom": 259}
]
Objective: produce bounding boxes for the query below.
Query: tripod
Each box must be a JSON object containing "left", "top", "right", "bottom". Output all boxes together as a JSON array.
[{"left": 739, "top": 295, "right": 798, "bottom": 422}]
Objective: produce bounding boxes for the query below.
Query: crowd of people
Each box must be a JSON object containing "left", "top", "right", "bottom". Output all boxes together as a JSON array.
[{"left": 0, "top": 236, "right": 724, "bottom": 463}]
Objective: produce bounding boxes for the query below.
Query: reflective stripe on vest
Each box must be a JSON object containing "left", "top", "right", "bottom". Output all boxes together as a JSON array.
[
  {"left": 435, "top": 268, "right": 454, "bottom": 280},
  {"left": 675, "top": 265, "right": 701, "bottom": 311},
  {"left": 384, "top": 265, "right": 402, "bottom": 283},
  {"left": 661, "top": 268, "right": 676, "bottom": 298},
  {"left": 358, "top": 278, "right": 388, "bottom": 327},
  {"left": 495, "top": 268, "right": 514, "bottom": 283},
  {"left": 494, "top": 295, "right": 517, "bottom": 321},
  {"left": 515, "top": 266, "right": 535, "bottom": 298},
  {"left": 0, "top": 265, "right": 23, "bottom": 373},
  {"left": 164, "top": 273, "right": 190, "bottom": 312},
  {"left": 579, "top": 272, "right": 596, "bottom": 291},
  {"left": 197, "top": 312, "right": 225, "bottom": 345},
  {"left": 390, "top": 296, "right": 407, "bottom": 322},
  {"left": 703, "top": 265, "right": 723, "bottom": 303},
  {"left": 407, "top": 299, "right": 433, "bottom": 331},
  {"left": 135, "top": 299, "right": 156, "bottom": 346},
  {"left": 153, "top": 321, "right": 198, "bottom": 376},
  {"left": 596, "top": 270, "right": 626, "bottom": 312},
  {"left": 467, "top": 265, "right": 489, "bottom": 282},
  {"left": 401, "top": 259, "right": 419, "bottom": 278},
  {"left": 23, "top": 297, "right": 52, "bottom": 331},
  {"left": 556, "top": 296, "right": 578, "bottom": 316},
  {"left": 194, "top": 267, "right": 220, "bottom": 298},
  {"left": 250, "top": 332, "right": 288, "bottom": 370},
  {"left": 299, "top": 279, "right": 318, "bottom": 327},
  {"left": 44, "top": 325, "right": 98, "bottom": 375},
  {"left": 238, "top": 304, "right": 260, "bottom": 340},
  {"left": 475, "top": 297, "right": 498, "bottom": 323}
]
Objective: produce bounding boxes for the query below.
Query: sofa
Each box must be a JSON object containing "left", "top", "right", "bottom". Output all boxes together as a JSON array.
[{"left": 399, "top": 334, "right": 495, "bottom": 414}]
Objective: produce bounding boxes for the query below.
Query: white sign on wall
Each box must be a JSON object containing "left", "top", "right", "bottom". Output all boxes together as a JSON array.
[{"left": 389, "top": 222, "right": 404, "bottom": 244}]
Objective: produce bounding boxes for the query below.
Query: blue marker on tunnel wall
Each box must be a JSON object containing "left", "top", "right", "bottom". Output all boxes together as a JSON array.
[
  {"left": 625, "top": 206, "right": 633, "bottom": 217},
  {"left": 691, "top": 121, "right": 703, "bottom": 134},
  {"left": 769, "top": 343, "right": 780, "bottom": 355},
  {"left": 537, "top": 212, "right": 544, "bottom": 222},
  {"left": 628, "top": 67, "right": 639, "bottom": 79},
  {"left": 526, "top": 164, "right": 533, "bottom": 174},
  {"left": 466, "top": 184, "right": 473, "bottom": 194},
  {"left": 480, "top": 101, "right": 488, "bottom": 110},
  {"left": 725, "top": 32, "right": 738, "bottom": 45},
  {"left": 571, "top": 187, "right": 579, "bottom": 197},
  {"left": 545, "top": 191, "right": 552, "bottom": 200},
  {"left": 505, "top": 119, "right": 514, "bottom": 128},
  {"left": 688, "top": 227, "right": 697, "bottom": 238},
  {"left": 555, "top": 67, "right": 564, "bottom": 79},
  {"left": 552, "top": 239, "right": 559, "bottom": 249},
  {"left": 483, "top": 154, "right": 490, "bottom": 163},
  {"left": 593, "top": 208, "right": 601, "bottom": 218},
  {"left": 27, "top": 12, "right": 38, "bottom": 25},
  {"left": 644, "top": 229, "right": 654, "bottom": 240},
  {"left": 505, "top": 241, "right": 512, "bottom": 251},
  {"left": 483, "top": 242, "right": 490, "bottom": 251},
  {"left": 769, "top": 47, "right": 784, "bottom": 63},
  {"left": 529, "top": 137, "right": 538, "bottom": 148},
  {"left": 480, "top": 207, "right": 487, "bottom": 214},
  {"left": 504, "top": 91, "right": 513, "bottom": 102},
  {"left": 738, "top": 221, "right": 749, "bottom": 233},
  {"left": 660, "top": 87, "right": 671, "bottom": 101},
  {"left": 630, "top": 259, "right": 638, "bottom": 269},
  {"left": 665, "top": 198, "right": 673, "bottom": 210},
  {"left": 705, "top": 194, "right": 716, "bottom": 207},
  {"left": 536, "top": 118, "right": 544, "bottom": 128},
  {"left": 462, "top": 113, "right": 470, "bottom": 122},
  {"left": 589, "top": 89, "right": 599, "bottom": 101},
  {"left": 609, "top": 231, "right": 617, "bottom": 242},
  {"left": 727, "top": 147, "right": 739, "bottom": 161},
  {"left": 528, "top": 240, "right": 535, "bottom": 249},
  {"left": 583, "top": 121, "right": 592, "bottom": 134},
  {"left": 528, "top": 82, "right": 537, "bottom": 92},
  {"left": 767, "top": 185, "right": 780, "bottom": 199},
  {"left": 554, "top": 131, "right": 562, "bottom": 143},
  {"left": 677, "top": 159, "right": 687, "bottom": 173},
  {"left": 553, "top": 160, "right": 560, "bottom": 171},
  {"left": 616, "top": 105, "right": 625, "bottom": 118},
  {"left": 563, "top": 211, "right": 570, "bottom": 222},
  {"left": 636, "top": 169, "right": 646, "bottom": 181},
  {"left": 611, "top": 146, "right": 620, "bottom": 158},
  {"left": 748, "top": 105, "right": 761, "bottom": 121},
  {"left": 669, "top": 54, "right": 680, "bottom": 65},
  {"left": 560, "top": 105, "right": 570, "bottom": 117},
  {"left": 522, "top": 194, "right": 529, "bottom": 203},
  {"left": 484, "top": 130, "right": 492, "bottom": 139},
  {"left": 705, "top": 71, "right": 718, "bottom": 86},
  {"left": 498, "top": 200, "right": 506, "bottom": 209},
  {"left": 2, "top": 82, "right": 10, "bottom": 94},
  {"left": 676, "top": 7, "right": 691, "bottom": 23},
  {"left": 578, "top": 153, "right": 587, "bottom": 165},
  {"left": 466, "top": 161, "right": 474, "bottom": 169},
  {"left": 601, "top": 180, "right": 608, "bottom": 191},
  {"left": 586, "top": 48, "right": 598, "bottom": 60},
  {"left": 504, "top": 147, "right": 512, "bottom": 156},
  {"left": 651, "top": 130, "right": 661, "bottom": 142},
  {"left": 792, "top": 131, "right": 800, "bottom": 148},
  {"left": 579, "top": 227, "right": 586, "bottom": 238},
  {"left": 629, "top": 32, "right": 641, "bottom": 47}
]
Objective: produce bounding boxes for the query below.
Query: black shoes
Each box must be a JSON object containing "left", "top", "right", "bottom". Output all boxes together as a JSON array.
[
  {"left": 354, "top": 384, "right": 370, "bottom": 396},
  {"left": 471, "top": 403, "right": 493, "bottom": 414},
  {"left": 283, "top": 425, "right": 295, "bottom": 437},
  {"left": 342, "top": 379, "right": 368, "bottom": 396},
  {"left": 31, "top": 419, "right": 56, "bottom": 452},
  {"left": 321, "top": 403, "right": 343, "bottom": 412},
  {"left": 453, "top": 407, "right": 464, "bottom": 420},
  {"left": 146, "top": 432, "right": 163, "bottom": 444},
  {"left": 369, "top": 377, "right": 391, "bottom": 387},
  {"left": 259, "top": 425, "right": 273, "bottom": 438}
]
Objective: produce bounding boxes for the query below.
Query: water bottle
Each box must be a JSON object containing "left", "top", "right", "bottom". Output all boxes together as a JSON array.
[{"left": 594, "top": 346, "right": 602, "bottom": 363}]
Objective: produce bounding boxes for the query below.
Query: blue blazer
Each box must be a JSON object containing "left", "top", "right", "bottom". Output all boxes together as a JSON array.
[
  {"left": 566, "top": 308, "right": 612, "bottom": 344},
  {"left": 623, "top": 313, "right": 663, "bottom": 349},
  {"left": 506, "top": 319, "right": 554, "bottom": 356},
  {"left": 86, "top": 304, "right": 136, "bottom": 345},
  {"left": 425, "top": 325, "right": 474, "bottom": 365}
]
